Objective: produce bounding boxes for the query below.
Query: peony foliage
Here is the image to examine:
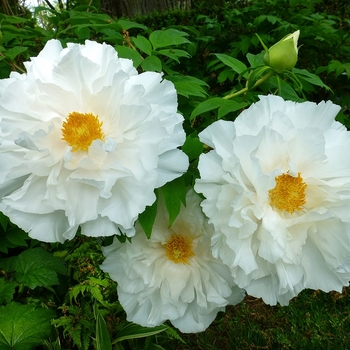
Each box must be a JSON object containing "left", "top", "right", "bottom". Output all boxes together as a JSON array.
[{"left": 0, "top": 1, "right": 350, "bottom": 348}]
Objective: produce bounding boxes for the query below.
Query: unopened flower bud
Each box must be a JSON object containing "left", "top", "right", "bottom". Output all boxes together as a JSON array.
[{"left": 263, "top": 30, "right": 300, "bottom": 73}]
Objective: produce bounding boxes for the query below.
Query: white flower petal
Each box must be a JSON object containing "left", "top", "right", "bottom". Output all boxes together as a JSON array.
[
  {"left": 0, "top": 39, "right": 188, "bottom": 242},
  {"left": 100, "top": 190, "right": 244, "bottom": 333},
  {"left": 196, "top": 95, "right": 350, "bottom": 305}
]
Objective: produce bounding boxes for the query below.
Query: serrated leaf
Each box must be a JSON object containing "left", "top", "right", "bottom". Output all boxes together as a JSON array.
[
  {"left": 166, "top": 75, "right": 208, "bottom": 98},
  {"left": 149, "top": 29, "right": 190, "bottom": 50},
  {"left": 161, "top": 177, "right": 186, "bottom": 227},
  {"left": 141, "top": 55, "right": 162, "bottom": 72},
  {"left": 115, "top": 45, "right": 142, "bottom": 68},
  {"left": 138, "top": 198, "right": 158, "bottom": 239},
  {"left": 15, "top": 248, "right": 66, "bottom": 289},
  {"left": 0, "top": 278, "right": 16, "bottom": 305},
  {"left": 214, "top": 53, "right": 248, "bottom": 77},
  {"left": 0, "top": 302, "right": 55, "bottom": 350},
  {"left": 0, "top": 256, "right": 16, "bottom": 272},
  {"left": 132, "top": 35, "right": 152, "bottom": 55},
  {"left": 113, "top": 323, "right": 168, "bottom": 344},
  {"left": 89, "top": 277, "right": 109, "bottom": 288}
]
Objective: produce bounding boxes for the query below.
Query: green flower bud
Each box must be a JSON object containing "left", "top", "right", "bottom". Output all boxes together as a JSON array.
[{"left": 263, "top": 30, "right": 300, "bottom": 73}]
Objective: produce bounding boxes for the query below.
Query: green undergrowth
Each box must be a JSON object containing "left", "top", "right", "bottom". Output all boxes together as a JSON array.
[{"left": 159, "top": 288, "right": 350, "bottom": 349}]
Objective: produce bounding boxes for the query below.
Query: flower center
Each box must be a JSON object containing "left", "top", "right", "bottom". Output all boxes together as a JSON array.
[
  {"left": 269, "top": 172, "right": 307, "bottom": 213},
  {"left": 165, "top": 234, "right": 194, "bottom": 264},
  {"left": 61, "top": 112, "right": 105, "bottom": 152}
]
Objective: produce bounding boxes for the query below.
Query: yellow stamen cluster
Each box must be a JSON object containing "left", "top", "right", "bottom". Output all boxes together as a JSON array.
[
  {"left": 269, "top": 172, "right": 307, "bottom": 213},
  {"left": 61, "top": 112, "right": 105, "bottom": 152},
  {"left": 165, "top": 234, "right": 195, "bottom": 264}
]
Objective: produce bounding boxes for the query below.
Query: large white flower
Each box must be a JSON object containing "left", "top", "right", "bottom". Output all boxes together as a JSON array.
[
  {"left": 0, "top": 39, "right": 188, "bottom": 243},
  {"left": 195, "top": 95, "right": 350, "bottom": 305},
  {"left": 100, "top": 190, "right": 244, "bottom": 333}
]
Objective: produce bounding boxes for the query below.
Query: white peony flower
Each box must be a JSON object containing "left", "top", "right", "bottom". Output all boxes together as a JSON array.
[
  {"left": 195, "top": 95, "right": 350, "bottom": 305},
  {"left": 100, "top": 190, "right": 244, "bottom": 333},
  {"left": 0, "top": 39, "right": 188, "bottom": 243}
]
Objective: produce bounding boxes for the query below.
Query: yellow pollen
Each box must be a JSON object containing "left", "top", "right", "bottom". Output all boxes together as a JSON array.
[
  {"left": 269, "top": 172, "right": 307, "bottom": 213},
  {"left": 165, "top": 234, "right": 195, "bottom": 264},
  {"left": 61, "top": 112, "right": 105, "bottom": 152}
]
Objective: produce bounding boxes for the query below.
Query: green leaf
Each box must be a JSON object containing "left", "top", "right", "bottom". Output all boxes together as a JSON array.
[
  {"left": 141, "top": 55, "right": 162, "bottom": 72},
  {"left": 166, "top": 75, "right": 208, "bottom": 98},
  {"left": 161, "top": 177, "right": 186, "bottom": 227},
  {"left": 217, "top": 69, "right": 234, "bottom": 83},
  {"left": 1, "top": 16, "right": 27, "bottom": 24},
  {"left": 274, "top": 76, "right": 304, "bottom": 102},
  {"left": 292, "top": 68, "right": 331, "bottom": 90},
  {"left": 0, "top": 302, "right": 55, "bottom": 350},
  {"left": 115, "top": 45, "right": 142, "bottom": 68},
  {"left": 4, "top": 46, "right": 27, "bottom": 61},
  {"left": 117, "top": 20, "right": 147, "bottom": 31},
  {"left": 247, "top": 65, "right": 271, "bottom": 90},
  {"left": 6, "top": 227, "right": 28, "bottom": 247},
  {"left": 246, "top": 52, "right": 265, "bottom": 68},
  {"left": 0, "top": 226, "right": 28, "bottom": 254},
  {"left": 182, "top": 134, "right": 203, "bottom": 161},
  {"left": 138, "top": 198, "right": 158, "bottom": 239},
  {"left": 190, "top": 97, "right": 247, "bottom": 119},
  {"left": 15, "top": 247, "right": 67, "bottom": 289},
  {"left": 0, "top": 278, "right": 16, "bottom": 305},
  {"left": 157, "top": 49, "right": 190, "bottom": 63},
  {"left": 214, "top": 53, "right": 248, "bottom": 77},
  {"left": 75, "top": 25, "right": 91, "bottom": 39},
  {"left": 0, "top": 212, "right": 8, "bottom": 231},
  {"left": 218, "top": 100, "right": 247, "bottom": 118},
  {"left": 132, "top": 35, "right": 152, "bottom": 55},
  {"left": 324, "top": 60, "right": 350, "bottom": 78},
  {"left": 146, "top": 344, "right": 166, "bottom": 350},
  {"left": 191, "top": 98, "right": 223, "bottom": 119},
  {"left": 94, "top": 303, "right": 112, "bottom": 350},
  {"left": 149, "top": 29, "right": 190, "bottom": 50},
  {"left": 113, "top": 323, "right": 168, "bottom": 344}
]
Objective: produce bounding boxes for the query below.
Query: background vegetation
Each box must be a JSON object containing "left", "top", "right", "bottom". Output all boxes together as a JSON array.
[{"left": 0, "top": 0, "right": 349, "bottom": 349}]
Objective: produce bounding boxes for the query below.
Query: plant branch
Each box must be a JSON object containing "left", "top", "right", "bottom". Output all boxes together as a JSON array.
[
  {"left": 223, "top": 69, "right": 275, "bottom": 100},
  {"left": 43, "top": 0, "right": 55, "bottom": 10}
]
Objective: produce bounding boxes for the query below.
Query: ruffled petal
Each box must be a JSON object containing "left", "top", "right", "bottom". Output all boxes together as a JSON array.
[
  {"left": 0, "top": 39, "right": 188, "bottom": 242},
  {"left": 196, "top": 95, "right": 350, "bottom": 305}
]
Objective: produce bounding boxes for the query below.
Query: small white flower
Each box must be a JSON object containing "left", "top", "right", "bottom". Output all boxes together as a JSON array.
[
  {"left": 0, "top": 39, "right": 188, "bottom": 242},
  {"left": 100, "top": 190, "right": 244, "bottom": 333},
  {"left": 195, "top": 95, "right": 350, "bottom": 305}
]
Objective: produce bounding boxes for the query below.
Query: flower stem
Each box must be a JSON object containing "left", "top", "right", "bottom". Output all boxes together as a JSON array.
[{"left": 223, "top": 69, "right": 275, "bottom": 100}]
